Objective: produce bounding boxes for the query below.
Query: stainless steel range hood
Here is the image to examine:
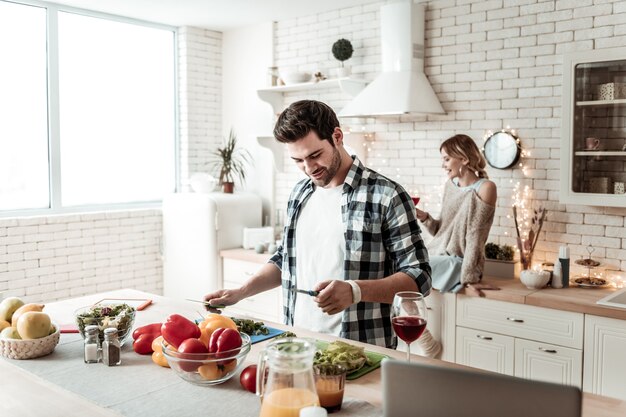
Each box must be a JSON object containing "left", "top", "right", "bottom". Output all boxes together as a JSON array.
[{"left": 339, "top": 1, "right": 445, "bottom": 118}]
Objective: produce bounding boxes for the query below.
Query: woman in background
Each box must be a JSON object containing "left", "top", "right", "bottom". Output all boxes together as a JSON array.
[{"left": 414, "top": 134, "right": 498, "bottom": 357}]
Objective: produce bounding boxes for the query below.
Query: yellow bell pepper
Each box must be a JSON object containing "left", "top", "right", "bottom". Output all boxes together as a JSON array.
[
  {"left": 198, "top": 314, "right": 237, "bottom": 348},
  {"left": 151, "top": 335, "right": 170, "bottom": 368}
]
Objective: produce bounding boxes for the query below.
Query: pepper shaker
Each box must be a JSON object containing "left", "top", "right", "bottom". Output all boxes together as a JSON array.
[
  {"left": 84, "top": 325, "right": 100, "bottom": 363},
  {"left": 102, "top": 328, "right": 121, "bottom": 366},
  {"left": 559, "top": 246, "right": 570, "bottom": 288}
]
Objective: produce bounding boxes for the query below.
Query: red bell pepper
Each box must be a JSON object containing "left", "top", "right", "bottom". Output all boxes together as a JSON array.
[
  {"left": 208, "top": 327, "right": 242, "bottom": 360},
  {"left": 161, "top": 314, "right": 201, "bottom": 349},
  {"left": 132, "top": 323, "right": 162, "bottom": 355}
]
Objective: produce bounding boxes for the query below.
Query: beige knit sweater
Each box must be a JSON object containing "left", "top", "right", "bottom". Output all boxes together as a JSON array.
[{"left": 422, "top": 180, "right": 495, "bottom": 285}]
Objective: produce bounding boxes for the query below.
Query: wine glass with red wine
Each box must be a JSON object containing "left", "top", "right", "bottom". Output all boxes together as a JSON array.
[{"left": 391, "top": 291, "right": 428, "bottom": 362}]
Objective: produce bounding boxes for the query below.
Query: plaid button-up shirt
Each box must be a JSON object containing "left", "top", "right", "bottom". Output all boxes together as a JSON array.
[{"left": 268, "top": 157, "right": 431, "bottom": 348}]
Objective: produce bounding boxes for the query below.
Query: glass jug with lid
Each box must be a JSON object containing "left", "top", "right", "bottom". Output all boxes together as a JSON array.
[{"left": 257, "top": 337, "right": 319, "bottom": 417}]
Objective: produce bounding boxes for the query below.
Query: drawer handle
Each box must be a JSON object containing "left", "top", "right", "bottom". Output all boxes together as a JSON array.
[
  {"left": 506, "top": 317, "right": 524, "bottom": 323},
  {"left": 539, "top": 347, "right": 557, "bottom": 354},
  {"left": 476, "top": 335, "right": 493, "bottom": 341},
  {"left": 427, "top": 307, "right": 432, "bottom": 311},
  {"left": 244, "top": 271, "right": 254, "bottom": 276}
]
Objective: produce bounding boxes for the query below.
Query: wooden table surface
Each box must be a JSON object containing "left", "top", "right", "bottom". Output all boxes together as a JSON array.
[{"left": 2, "top": 289, "right": 626, "bottom": 417}]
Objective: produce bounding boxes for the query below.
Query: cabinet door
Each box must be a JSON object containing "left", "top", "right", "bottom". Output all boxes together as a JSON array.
[
  {"left": 584, "top": 315, "right": 626, "bottom": 400},
  {"left": 514, "top": 339, "right": 582, "bottom": 388},
  {"left": 222, "top": 258, "right": 281, "bottom": 323},
  {"left": 456, "top": 327, "right": 514, "bottom": 376}
]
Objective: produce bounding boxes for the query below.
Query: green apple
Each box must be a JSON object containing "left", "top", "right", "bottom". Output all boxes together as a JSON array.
[
  {"left": 0, "top": 297, "right": 24, "bottom": 323},
  {"left": 0, "top": 326, "right": 21, "bottom": 340}
]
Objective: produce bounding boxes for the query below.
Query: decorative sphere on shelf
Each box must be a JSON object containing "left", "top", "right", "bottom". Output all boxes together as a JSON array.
[
  {"left": 254, "top": 243, "right": 266, "bottom": 254},
  {"left": 267, "top": 243, "right": 277, "bottom": 254}
]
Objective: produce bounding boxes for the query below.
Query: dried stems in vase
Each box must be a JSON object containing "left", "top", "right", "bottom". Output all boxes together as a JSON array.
[{"left": 512, "top": 205, "right": 547, "bottom": 270}]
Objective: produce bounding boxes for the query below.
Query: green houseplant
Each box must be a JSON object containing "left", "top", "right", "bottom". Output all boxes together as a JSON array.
[
  {"left": 331, "top": 38, "right": 353, "bottom": 77},
  {"left": 210, "top": 129, "right": 251, "bottom": 193}
]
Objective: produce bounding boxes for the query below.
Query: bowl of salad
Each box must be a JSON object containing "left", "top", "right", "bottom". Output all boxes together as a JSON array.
[{"left": 74, "top": 303, "right": 136, "bottom": 346}]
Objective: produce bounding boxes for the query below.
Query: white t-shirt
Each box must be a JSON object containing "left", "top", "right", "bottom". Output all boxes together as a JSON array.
[{"left": 293, "top": 185, "right": 345, "bottom": 335}]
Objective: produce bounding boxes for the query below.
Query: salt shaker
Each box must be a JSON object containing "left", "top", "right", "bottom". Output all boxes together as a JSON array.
[
  {"left": 84, "top": 325, "right": 100, "bottom": 363},
  {"left": 102, "top": 328, "right": 121, "bottom": 366}
]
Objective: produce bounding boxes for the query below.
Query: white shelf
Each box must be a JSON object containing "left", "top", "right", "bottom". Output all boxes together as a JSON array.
[
  {"left": 575, "top": 151, "right": 626, "bottom": 156},
  {"left": 257, "top": 77, "right": 367, "bottom": 114},
  {"left": 257, "top": 135, "right": 284, "bottom": 173},
  {"left": 576, "top": 99, "right": 626, "bottom": 107}
]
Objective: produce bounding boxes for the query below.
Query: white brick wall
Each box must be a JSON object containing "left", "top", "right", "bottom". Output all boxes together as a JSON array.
[
  {"left": 271, "top": 0, "right": 626, "bottom": 272},
  {"left": 0, "top": 210, "right": 162, "bottom": 302},
  {"left": 178, "top": 27, "right": 223, "bottom": 187},
  {"left": 0, "top": 27, "right": 222, "bottom": 302}
]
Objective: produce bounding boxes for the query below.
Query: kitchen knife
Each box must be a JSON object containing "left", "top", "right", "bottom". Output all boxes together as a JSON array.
[{"left": 290, "top": 289, "right": 319, "bottom": 297}]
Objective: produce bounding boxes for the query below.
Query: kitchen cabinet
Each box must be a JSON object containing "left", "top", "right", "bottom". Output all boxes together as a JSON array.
[
  {"left": 222, "top": 257, "right": 282, "bottom": 323},
  {"left": 397, "top": 291, "right": 456, "bottom": 362},
  {"left": 455, "top": 296, "right": 583, "bottom": 387},
  {"left": 583, "top": 314, "right": 626, "bottom": 400},
  {"left": 561, "top": 46, "right": 626, "bottom": 207}
]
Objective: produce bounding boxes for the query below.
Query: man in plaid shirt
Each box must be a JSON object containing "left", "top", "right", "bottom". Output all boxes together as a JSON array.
[{"left": 204, "top": 100, "right": 431, "bottom": 348}]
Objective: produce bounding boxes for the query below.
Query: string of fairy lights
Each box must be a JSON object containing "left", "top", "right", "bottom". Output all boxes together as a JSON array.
[{"left": 483, "top": 126, "right": 535, "bottom": 261}]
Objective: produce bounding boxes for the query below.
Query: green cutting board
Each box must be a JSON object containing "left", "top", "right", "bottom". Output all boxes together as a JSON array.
[{"left": 315, "top": 340, "right": 389, "bottom": 381}]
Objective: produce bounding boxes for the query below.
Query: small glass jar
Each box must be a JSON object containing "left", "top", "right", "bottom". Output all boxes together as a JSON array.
[
  {"left": 84, "top": 325, "right": 100, "bottom": 363},
  {"left": 102, "top": 328, "right": 121, "bottom": 366}
]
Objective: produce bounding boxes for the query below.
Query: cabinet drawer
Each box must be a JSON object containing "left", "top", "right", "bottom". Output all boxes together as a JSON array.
[
  {"left": 456, "top": 326, "right": 514, "bottom": 375},
  {"left": 457, "top": 296, "right": 583, "bottom": 349},
  {"left": 223, "top": 258, "right": 264, "bottom": 286},
  {"left": 224, "top": 280, "right": 281, "bottom": 323},
  {"left": 514, "top": 338, "right": 582, "bottom": 388}
]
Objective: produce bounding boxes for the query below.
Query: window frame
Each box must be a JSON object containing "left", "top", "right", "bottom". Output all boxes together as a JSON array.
[{"left": 0, "top": 0, "right": 179, "bottom": 218}]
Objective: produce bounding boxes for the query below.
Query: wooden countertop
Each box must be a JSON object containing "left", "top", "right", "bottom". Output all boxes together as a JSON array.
[
  {"left": 2, "top": 289, "right": 625, "bottom": 417},
  {"left": 221, "top": 248, "right": 626, "bottom": 321}
]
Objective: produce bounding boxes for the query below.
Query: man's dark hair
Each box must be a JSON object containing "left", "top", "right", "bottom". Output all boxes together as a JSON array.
[{"left": 273, "top": 100, "right": 339, "bottom": 145}]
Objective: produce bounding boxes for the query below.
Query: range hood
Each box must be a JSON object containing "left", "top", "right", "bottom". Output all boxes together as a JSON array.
[{"left": 339, "top": 1, "right": 445, "bottom": 118}]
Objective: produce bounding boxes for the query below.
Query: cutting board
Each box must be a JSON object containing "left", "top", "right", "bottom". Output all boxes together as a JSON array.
[{"left": 315, "top": 340, "right": 389, "bottom": 380}]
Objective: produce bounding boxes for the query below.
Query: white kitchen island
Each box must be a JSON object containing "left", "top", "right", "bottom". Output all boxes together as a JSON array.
[{"left": 2, "top": 289, "right": 626, "bottom": 417}]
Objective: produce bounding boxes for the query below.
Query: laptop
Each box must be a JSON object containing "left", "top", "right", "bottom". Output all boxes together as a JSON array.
[{"left": 382, "top": 359, "right": 581, "bottom": 417}]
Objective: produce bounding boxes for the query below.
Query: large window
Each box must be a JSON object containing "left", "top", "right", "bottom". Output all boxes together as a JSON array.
[{"left": 0, "top": 1, "right": 177, "bottom": 215}]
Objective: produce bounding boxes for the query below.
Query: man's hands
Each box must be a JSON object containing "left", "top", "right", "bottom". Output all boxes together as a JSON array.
[
  {"left": 202, "top": 288, "right": 243, "bottom": 312},
  {"left": 313, "top": 280, "right": 354, "bottom": 315}
]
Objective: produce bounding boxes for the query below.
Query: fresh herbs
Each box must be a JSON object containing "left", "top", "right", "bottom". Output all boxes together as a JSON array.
[
  {"left": 314, "top": 341, "right": 371, "bottom": 373},
  {"left": 230, "top": 318, "right": 269, "bottom": 336},
  {"left": 275, "top": 331, "right": 298, "bottom": 339}
]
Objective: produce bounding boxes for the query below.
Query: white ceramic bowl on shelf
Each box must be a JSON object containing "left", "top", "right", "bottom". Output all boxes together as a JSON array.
[
  {"left": 280, "top": 71, "right": 311, "bottom": 85},
  {"left": 520, "top": 270, "right": 551, "bottom": 289}
]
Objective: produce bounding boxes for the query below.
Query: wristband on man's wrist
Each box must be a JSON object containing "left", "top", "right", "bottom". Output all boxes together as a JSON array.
[{"left": 346, "top": 280, "right": 362, "bottom": 304}]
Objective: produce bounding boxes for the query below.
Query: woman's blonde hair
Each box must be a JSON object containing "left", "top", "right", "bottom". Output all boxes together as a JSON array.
[{"left": 440, "top": 134, "right": 489, "bottom": 179}]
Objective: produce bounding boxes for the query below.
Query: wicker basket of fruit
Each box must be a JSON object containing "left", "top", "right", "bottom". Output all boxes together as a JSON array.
[{"left": 0, "top": 324, "right": 60, "bottom": 359}]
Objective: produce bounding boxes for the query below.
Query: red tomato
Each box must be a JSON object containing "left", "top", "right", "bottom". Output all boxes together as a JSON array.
[
  {"left": 178, "top": 338, "right": 208, "bottom": 372},
  {"left": 239, "top": 364, "right": 257, "bottom": 393}
]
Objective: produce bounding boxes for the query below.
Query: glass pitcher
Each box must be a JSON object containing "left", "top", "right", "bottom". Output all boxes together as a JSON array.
[{"left": 257, "top": 337, "right": 320, "bottom": 417}]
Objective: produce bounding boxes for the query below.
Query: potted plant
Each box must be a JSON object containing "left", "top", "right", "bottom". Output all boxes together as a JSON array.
[
  {"left": 331, "top": 38, "right": 353, "bottom": 77},
  {"left": 484, "top": 242, "right": 520, "bottom": 279},
  {"left": 209, "top": 129, "right": 251, "bottom": 193}
]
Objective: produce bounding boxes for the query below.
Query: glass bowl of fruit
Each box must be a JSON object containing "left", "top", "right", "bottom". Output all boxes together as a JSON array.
[{"left": 162, "top": 332, "right": 251, "bottom": 386}]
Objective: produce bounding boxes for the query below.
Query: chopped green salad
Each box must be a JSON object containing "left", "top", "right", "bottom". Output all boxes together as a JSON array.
[
  {"left": 75, "top": 303, "right": 135, "bottom": 343},
  {"left": 314, "top": 340, "right": 372, "bottom": 373}
]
